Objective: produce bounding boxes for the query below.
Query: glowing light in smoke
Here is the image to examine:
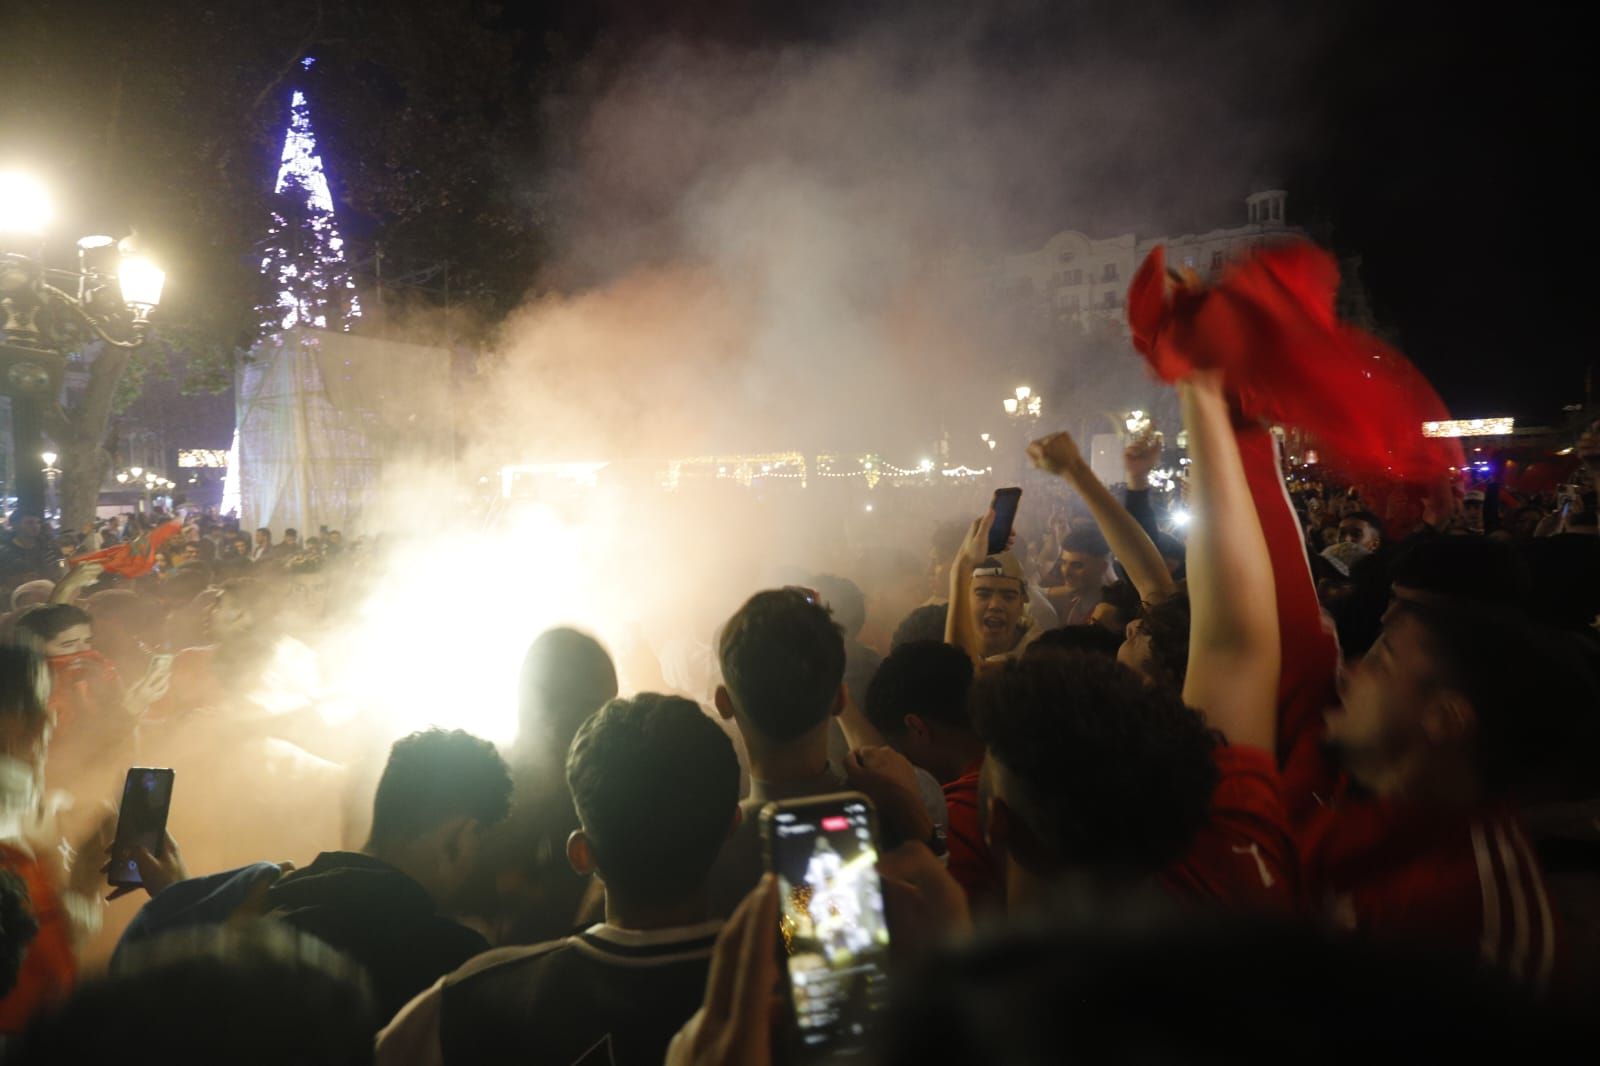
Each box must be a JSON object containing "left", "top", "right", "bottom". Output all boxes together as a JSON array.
[
  {"left": 1171, "top": 508, "right": 1191, "bottom": 528},
  {"left": 221, "top": 429, "right": 241, "bottom": 517}
]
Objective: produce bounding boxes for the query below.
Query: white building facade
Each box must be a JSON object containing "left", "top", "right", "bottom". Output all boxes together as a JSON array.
[{"left": 993, "top": 190, "right": 1296, "bottom": 328}]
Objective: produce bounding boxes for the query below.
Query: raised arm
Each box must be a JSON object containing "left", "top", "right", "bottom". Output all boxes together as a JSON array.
[
  {"left": 943, "top": 512, "right": 993, "bottom": 664},
  {"left": 1028, "top": 431, "right": 1177, "bottom": 606},
  {"left": 1178, "top": 372, "right": 1279, "bottom": 751}
]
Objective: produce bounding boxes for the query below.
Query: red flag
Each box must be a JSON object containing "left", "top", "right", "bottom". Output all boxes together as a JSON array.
[
  {"left": 71, "top": 520, "right": 184, "bottom": 578},
  {"left": 1127, "top": 240, "right": 1464, "bottom": 485}
]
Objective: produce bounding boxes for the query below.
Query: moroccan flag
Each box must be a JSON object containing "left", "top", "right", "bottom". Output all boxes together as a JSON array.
[
  {"left": 71, "top": 520, "right": 184, "bottom": 578},
  {"left": 1127, "top": 239, "right": 1464, "bottom": 485}
]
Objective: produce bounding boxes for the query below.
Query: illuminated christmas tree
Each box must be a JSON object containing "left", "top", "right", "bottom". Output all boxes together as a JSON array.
[{"left": 259, "top": 59, "right": 361, "bottom": 332}]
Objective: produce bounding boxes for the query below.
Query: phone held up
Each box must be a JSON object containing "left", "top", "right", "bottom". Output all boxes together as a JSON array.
[
  {"left": 107, "top": 767, "right": 175, "bottom": 888},
  {"left": 986, "top": 487, "right": 1023, "bottom": 557},
  {"left": 761, "top": 791, "right": 892, "bottom": 1061}
]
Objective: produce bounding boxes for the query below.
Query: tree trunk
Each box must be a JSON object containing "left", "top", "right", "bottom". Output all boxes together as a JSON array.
[{"left": 52, "top": 343, "right": 134, "bottom": 532}]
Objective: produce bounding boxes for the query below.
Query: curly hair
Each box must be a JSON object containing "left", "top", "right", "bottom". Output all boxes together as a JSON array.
[
  {"left": 1138, "top": 590, "right": 1191, "bottom": 693},
  {"left": 971, "top": 652, "right": 1218, "bottom": 876}
]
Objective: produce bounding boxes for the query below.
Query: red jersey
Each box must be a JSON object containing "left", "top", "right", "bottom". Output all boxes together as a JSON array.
[
  {"left": 1298, "top": 791, "right": 1557, "bottom": 992},
  {"left": 1161, "top": 744, "right": 1298, "bottom": 912},
  {"left": 943, "top": 761, "right": 1003, "bottom": 912}
]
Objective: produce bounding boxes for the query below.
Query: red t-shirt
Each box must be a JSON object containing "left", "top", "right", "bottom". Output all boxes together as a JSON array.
[
  {"left": 1161, "top": 744, "right": 1299, "bottom": 912},
  {"left": 0, "top": 845, "right": 76, "bottom": 1034},
  {"left": 943, "top": 762, "right": 1003, "bottom": 912},
  {"left": 1296, "top": 786, "right": 1558, "bottom": 991}
]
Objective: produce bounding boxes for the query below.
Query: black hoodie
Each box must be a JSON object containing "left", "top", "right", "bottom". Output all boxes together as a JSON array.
[{"left": 264, "top": 851, "right": 488, "bottom": 1023}]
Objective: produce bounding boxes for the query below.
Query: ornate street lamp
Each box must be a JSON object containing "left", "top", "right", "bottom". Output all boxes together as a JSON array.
[{"left": 0, "top": 170, "right": 165, "bottom": 518}]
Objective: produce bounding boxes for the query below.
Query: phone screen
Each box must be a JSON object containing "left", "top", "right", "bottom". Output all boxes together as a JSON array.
[
  {"left": 109, "top": 768, "right": 175, "bottom": 887},
  {"left": 987, "top": 487, "right": 1023, "bottom": 557},
  {"left": 764, "top": 793, "right": 891, "bottom": 1059}
]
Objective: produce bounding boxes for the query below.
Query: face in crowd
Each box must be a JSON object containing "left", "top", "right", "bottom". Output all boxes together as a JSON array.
[
  {"left": 971, "top": 575, "right": 1026, "bottom": 657},
  {"left": 1058, "top": 549, "right": 1108, "bottom": 595}
]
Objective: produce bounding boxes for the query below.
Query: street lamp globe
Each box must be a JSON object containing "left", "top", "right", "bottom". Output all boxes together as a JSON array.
[
  {"left": 1015, "top": 386, "right": 1032, "bottom": 402},
  {"left": 129, "top": 467, "right": 143, "bottom": 478},
  {"left": 1003, "top": 397, "right": 1019, "bottom": 415},
  {"left": 0, "top": 172, "right": 52, "bottom": 236},
  {"left": 118, "top": 256, "right": 166, "bottom": 311},
  {"left": 116, "top": 472, "right": 129, "bottom": 483},
  {"left": 40, "top": 451, "right": 56, "bottom": 467}
]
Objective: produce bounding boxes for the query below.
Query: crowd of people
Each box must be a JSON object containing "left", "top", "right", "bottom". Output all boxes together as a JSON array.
[{"left": 1, "top": 362, "right": 1598, "bottom": 1061}]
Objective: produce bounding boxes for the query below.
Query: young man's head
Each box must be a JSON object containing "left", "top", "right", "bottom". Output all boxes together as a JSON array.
[
  {"left": 864, "top": 640, "right": 979, "bottom": 784},
  {"left": 1328, "top": 599, "right": 1600, "bottom": 802},
  {"left": 15, "top": 603, "right": 94, "bottom": 658},
  {"left": 891, "top": 604, "right": 949, "bottom": 650},
  {"left": 1089, "top": 580, "right": 1141, "bottom": 635},
  {"left": 254, "top": 527, "right": 271, "bottom": 549},
  {"left": 970, "top": 554, "right": 1029, "bottom": 658},
  {"left": 5, "top": 924, "right": 376, "bottom": 1066},
  {"left": 971, "top": 652, "right": 1218, "bottom": 907},
  {"left": 8, "top": 511, "right": 43, "bottom": 542},
  {"left": 566, "top": 693, "right": 740, "bottom": 916},
  {"left": 282, "top": 528, "right": 300, "bottom": 547},
  {"left": 9, "top": 579, "right": 54, "bottom": 611},
  {"left": 715, "top": 588, "right": 846, "bottom": 752},
  {"left": 1116, "top": 591, "right": 1190, "bottom": 693},
  {"left": 365, "top": 729, "right": 512, "bottom": 905},
  {"left": 516, "top": 627, "right": 619, "bottom": 768},
  {"left": 811, "top": 574, "right": 867, "bottom": 640},
  {"left": 1057, "top": 526, "right": 1111, "bottom": 595},
  {"left": 1338, "top": 510, "right": 1384, "bottom": 552}
]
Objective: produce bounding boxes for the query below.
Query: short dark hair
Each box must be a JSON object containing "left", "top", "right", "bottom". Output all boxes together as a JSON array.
[
  {"left": 972, "top": 653, "right": 1218, "bottom": 875},
  {"left": 255, "top": 527, "right": 271, "bottom": 536},
  {"left": 865, "top": 640, "right": 975, "bottom": 740},
  {"left": 517, "top": 628, "right": 619, "bottom": 767},
  {"left": 1390, "top": 537, "right": 1529, "bottom": 608},
  {"left": 811, "top": 574, "right": 867, "bottom": 638},
  {"left": 1343, "top": 510, "right": 1383, "bottom": 532},
  {"left": 1062, "top": 526, "right": 1110, "bottom": 556},
  {"left": 891, "top": 604, "right": 949, "bottom": 650},
  {"left": 1026, "top": 625, "right": 1124, "bottom": 659},
  {"left": 718, "top": 589, "right": 845, "bottom": 742},
  {"left": 14, "top": 604, "right": 92, "bottom": 645},
  {"left": 566, "top": 693, "right": 739, "bottom": 903},
  {"left": 1397, "top": 600, "right": 1600, "bottom": 797},
  {"left": 7, "top": 923, "right": 375, "bottom": 1065},
  {"left": 367, "top": 729, "right": 512, "bottom": 849}
]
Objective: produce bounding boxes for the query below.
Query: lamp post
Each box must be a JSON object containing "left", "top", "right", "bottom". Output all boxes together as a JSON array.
[
  {"left": 40, "top": 450, "right": 60, "bottom": 521},
  {"left": 1, "top": 171, "right": 165, "bottom": 519},
  {"left": 1003, "top": 385, "right": 1043, "bottom": 478}
]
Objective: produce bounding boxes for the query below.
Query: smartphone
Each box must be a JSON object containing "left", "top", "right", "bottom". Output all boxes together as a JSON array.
[
  {"left": 762, "top": 791, "right": 892, "bottom": 1060},
  {"left": 987, "top": 487, "right": 1023, "bottom": 557},
  {"left": 108, "top": 768, "right": 175, "bottom": 888}
]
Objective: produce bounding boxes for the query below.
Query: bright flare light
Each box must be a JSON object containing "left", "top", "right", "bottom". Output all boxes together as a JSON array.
[
  {"left": 0, "top": 172, "right": 51, "bottom": 235},
  {"left": 1171, "top": 508, "right": 1192, "bottom": 528},
  {"left": 118, "top": 256, "right": 166, "bottom": 309},
  {"left": 1421, "top": 418, "right": 1514, "bottom": 438}
]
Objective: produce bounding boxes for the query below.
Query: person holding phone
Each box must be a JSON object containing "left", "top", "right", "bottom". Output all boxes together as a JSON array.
[{"left": 377, "top": 694, "right": 740, "bottom": 1066}]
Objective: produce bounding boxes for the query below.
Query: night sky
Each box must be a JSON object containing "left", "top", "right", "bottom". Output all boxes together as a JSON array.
[{"left": 519, "top": 1, "right": 1587, "bottom": 422}]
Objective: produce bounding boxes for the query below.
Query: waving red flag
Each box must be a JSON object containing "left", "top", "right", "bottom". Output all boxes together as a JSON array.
[
  {"left": 71, "top": 520, "right": 184, "bottom": 578},
  {"left": 1127, "top": 240, "right": 1463, "bottom": 485}
]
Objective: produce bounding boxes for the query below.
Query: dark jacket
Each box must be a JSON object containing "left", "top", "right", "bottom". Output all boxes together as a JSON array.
[{"left": 264, "top": 851, "right": 488, "bottom": 1023}]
